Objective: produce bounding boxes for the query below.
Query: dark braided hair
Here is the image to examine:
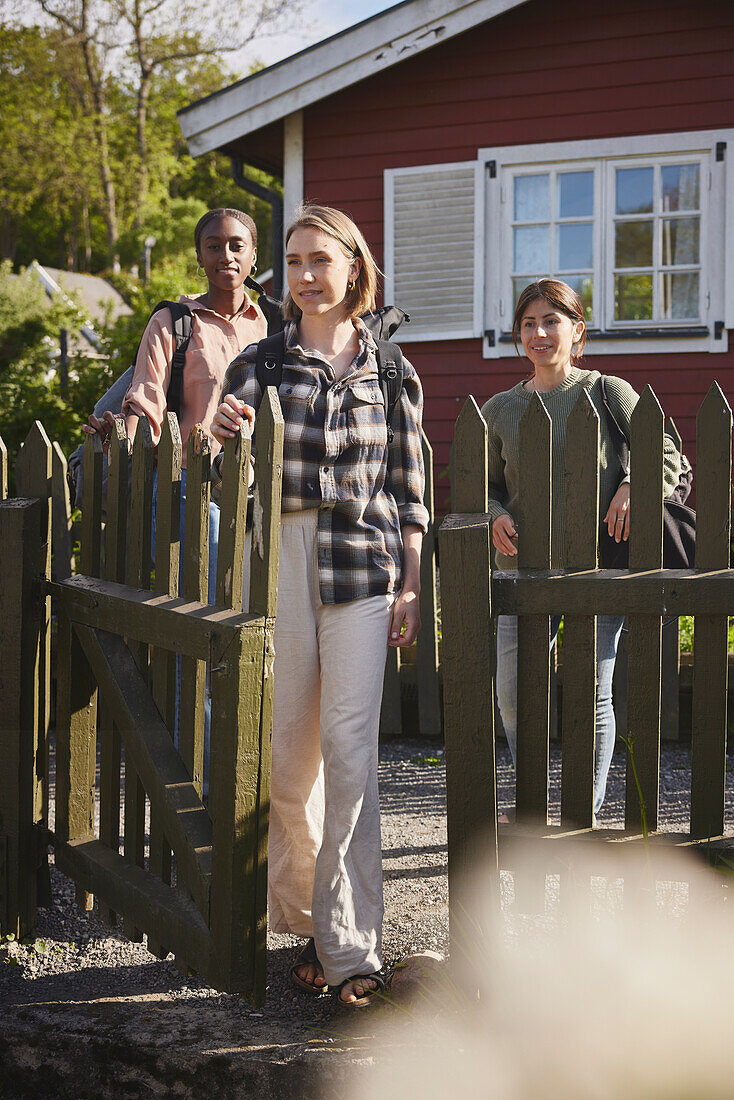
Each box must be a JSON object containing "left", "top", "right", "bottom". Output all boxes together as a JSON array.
[{"left": 194, "top": 208, "right": 257, "bottom": 253}]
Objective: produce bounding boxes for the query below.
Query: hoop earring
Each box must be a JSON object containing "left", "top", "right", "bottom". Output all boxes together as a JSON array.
[
  {"left": 347, "top": 280, "right": 355, "bottom": 292},
  {"left": 196, "top": 265, "right": 207, "bottom": 280},
  {"left": 250, "top": 264, "right": 257, "bottom": 276}
]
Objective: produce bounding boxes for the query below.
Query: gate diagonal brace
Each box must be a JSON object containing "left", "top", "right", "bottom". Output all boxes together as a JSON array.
[{"left": 73, "top": 624, "right": 212, "bottom": 920}]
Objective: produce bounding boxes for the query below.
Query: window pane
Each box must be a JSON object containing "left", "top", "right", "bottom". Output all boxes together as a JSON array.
[
  {"left": 661, "top": 217, "right": 699, "bottom": 266},
  {"left": 615, "top": 274, "right": 653, "bottom": 321},
  {"left": 514, "top": 174, "right": 549, "bottom": 221},
  {"left": 512, "top": 276, "right": 539, "bottom": 310},
  {"left": 616, "top": 167, "right": 654, "bottom": 214},
  {"left": 661, "top": 164, "right": 700, "bottom": 212},
  {"left": 615, "top": 221, "right": 653, "bottom": 267},
  {"left": 561, "top": 276, "right": 594, "bottom": 323},
  {"left": 558, "top": 171, "right": 594, "bottom": 217},
  {"left": 557, "top": 223, "right": 593, "bottom": 270},
  {"left": 661, "top": 272, "right": 699, "bottom": 320},
  {"left": 514, "top": 225, "right": 549, "bottom": 272}
]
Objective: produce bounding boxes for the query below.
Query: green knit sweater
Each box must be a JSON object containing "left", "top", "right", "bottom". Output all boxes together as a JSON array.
[{"left": 479, "top": 367, "right": 682, "bottom": 571}]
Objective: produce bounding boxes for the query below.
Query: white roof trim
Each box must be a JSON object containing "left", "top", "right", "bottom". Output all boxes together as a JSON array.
[{"left": 179, "top": 0, "right": 526, "bottom": 157}]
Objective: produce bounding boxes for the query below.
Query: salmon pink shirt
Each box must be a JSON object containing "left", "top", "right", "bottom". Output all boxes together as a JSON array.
[{"left": 121, "top": 293, "right": 266, "bottom": 467}]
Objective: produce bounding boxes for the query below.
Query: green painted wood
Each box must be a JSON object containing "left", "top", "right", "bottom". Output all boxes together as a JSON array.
[
  {"left": 124, "top": 418, "right": 155, "bottom": 941},
  {"left": 489, "top": 569, "right": 734, "bottom": 616},
  {"left": 208, "top": 624, "right": 268, "bottom": 999},
  {"left": 0, "top": 501, "right": 43, "bottom": 938},
  {"left": 252, "top": 621, "right": 275, "bottom": 997},
  {"left": 561, "top": 391, "right": 600, "bottom": 828},
  {"left": 51, "top": 442, "right": 74, "bottom": 580},
  {"left": 625, "top": 386, "right": 665, "bottom": 832},
  {"left": 80, "top": 432, "right": 103, "bottom": 577},
  {"left": 181, "top": 428, "right": 210, "bottom": 796},
  {"left": 50, "top": 576, "right": 251, "bottom": 661},
  {"left": 98, "top": 420, "right": 128, "bottom": 926},
  {"left": 72, "top": 624, "right": 213, "bottom": 921},
  {"left": 379, "top": 648, "right": 402, "bottom": 739},
  {"left": 452, "top": 397, "right": 488, "bottom": 513},
  {"left": 216, "top": 424, "right": 251, "bottom": 611},
  {"left": 55, "top": 604, "right": 97, "bottom": 913},
  {"left": 128, "top": 417, "right": 155, "bottom": 594},
  {"left": 248, "top": 387, "right": 284, "bottom": 619},
  {"left": 691, "top": 383, "right": 732, "bottom": 839},
  {"left": 149, "top": 415, "right": 181, "bottom": 952},
  {"left": 151, "top": 414, "right": 181, "bottom": 729},
  {"left": 0, "top": 435, "right": 7, "bottom": 499},
  {"left": 15, "top": 422, "right": 53, "bottom": 907},
  {"left": 439, "top": 518, "right": 498, "bottom": 968},
  {"left": 56, "top": 838, "right": 213, "bottom": 970},
  {"left": 516, "top": 394, "right": 552, "bottom": 824},
  {"left": 417, "top": 430, "right": 441, "bottom": 738}
]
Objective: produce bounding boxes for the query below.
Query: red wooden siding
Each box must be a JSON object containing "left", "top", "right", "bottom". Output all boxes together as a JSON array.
[{"left": 242, "top": 0, "right": 734, "bottom": 506}]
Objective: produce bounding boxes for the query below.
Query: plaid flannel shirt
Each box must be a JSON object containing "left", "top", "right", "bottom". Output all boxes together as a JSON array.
[{"left": 218, "top": 318, "right": 429, "bottom": 605}]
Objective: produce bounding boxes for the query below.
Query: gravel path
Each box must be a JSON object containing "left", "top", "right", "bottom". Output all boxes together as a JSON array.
[{"left": 2, "top": 736, "right": 732, "bottom": 1021}]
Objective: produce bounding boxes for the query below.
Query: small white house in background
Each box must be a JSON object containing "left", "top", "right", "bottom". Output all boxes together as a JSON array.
[{"left": 31, "top": 262, "right": 132, "bottom": 357}]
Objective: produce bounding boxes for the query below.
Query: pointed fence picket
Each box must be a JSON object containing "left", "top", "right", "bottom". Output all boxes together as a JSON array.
[{"left": 441, "top": 382, "right": 734, "bottom": 949}]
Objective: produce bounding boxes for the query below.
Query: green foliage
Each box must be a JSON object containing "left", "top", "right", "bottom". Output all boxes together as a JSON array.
[{"left": 0, "top": 262, "right": 112, "bottom": 490}]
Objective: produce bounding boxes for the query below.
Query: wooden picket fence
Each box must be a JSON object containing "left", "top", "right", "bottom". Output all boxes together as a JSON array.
[
  {"left": 0, "top": 399, "right": 283, "bottom": 1000},
  {"left": 0, "top": 409, "right": 441, "bottom": 999},
  {"left": 440, "top": 383, "right": 734, "bottom": 949}
]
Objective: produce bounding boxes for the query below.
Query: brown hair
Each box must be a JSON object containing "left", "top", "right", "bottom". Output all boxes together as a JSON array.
[
  {"left": 512, "top": 279, "right": 587, "bottom": 364},
  {"left": 194, "top": 208, "right": 257, "bottom": 253},
  {"left": 283, "top": 204, "right": 378, "bottom": 321}
]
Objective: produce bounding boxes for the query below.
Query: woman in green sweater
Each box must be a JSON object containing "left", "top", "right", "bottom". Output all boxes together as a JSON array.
[{"left": 481, "top": 279, "right": 681, "bottom": 817}]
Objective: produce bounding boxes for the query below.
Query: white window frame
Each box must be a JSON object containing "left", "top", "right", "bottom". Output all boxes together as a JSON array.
[
  {"left": 479, "top": 129, "right": 734, "bottom": 358},
  {"left": 384, "top": 160, "right": 484, "bottom": 342}
]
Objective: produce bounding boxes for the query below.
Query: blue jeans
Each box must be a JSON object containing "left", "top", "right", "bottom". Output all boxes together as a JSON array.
[
  {"left": 496, "top": 614, "right": 624, "bottom": 815},
  {"left": 152, "top": 469, "right": 220, "bottom": 795}
]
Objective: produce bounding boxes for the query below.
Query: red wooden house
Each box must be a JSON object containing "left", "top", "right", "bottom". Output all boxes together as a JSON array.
[{"left": 179, "top": 0, "right": 734, "bottom": 504}]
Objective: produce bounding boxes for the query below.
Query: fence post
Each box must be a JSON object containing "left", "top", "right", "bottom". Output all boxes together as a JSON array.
[
  {"left": 626, "top": 386, "right": 664, "bottom": 832},
  {"left": 51, "top": 442, "right": 75, "bottom": 580},
  {"left": 181, "top": 427, "right": 210, "bottom": 798},
  {"left": 417, "top": 430, "right": 441, "bottom": 738},
  {"left": 15, "top": 422, "right": 53, "bottom": 906},
  {"left": 691, "top": 383, "right": 732, "bottom": 839},
  {"left": 561, "top": 390, "right": 599, "bottom": 828},
  {"left": 452, "top": 397, "right": 488, "bottom": 513},
  {"left": 209, "top": 416, "right": 280, "bottom": 1001},
  {"left": 440, "top": 514, "right": 498, "bottom": 975},
  {"left": 0, "top": 499, "right": 45, "bottom": 938},
  {"left": 516, "top": 394, "right": 552, "bottom": 825},
  {"left": 123, "top": 418, "right": 155, "bottom": 943}
]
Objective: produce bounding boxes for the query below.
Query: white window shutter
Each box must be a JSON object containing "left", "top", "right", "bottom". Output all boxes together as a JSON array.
[{"left": 385, "top": 162, "right": 478, "bottom": 341}]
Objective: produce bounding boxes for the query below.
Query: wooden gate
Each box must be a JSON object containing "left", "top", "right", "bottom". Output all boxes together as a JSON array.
[
  {"left": 440, "top": 383, "right": 734, "bottom": 950},
  {"left": 0, "top": 394, "right": 283, "bottom": 1002}
]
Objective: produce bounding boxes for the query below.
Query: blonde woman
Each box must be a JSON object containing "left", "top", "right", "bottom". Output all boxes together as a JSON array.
[{"left": 211, "top": 205, "right": 428, "bottom": 1007}]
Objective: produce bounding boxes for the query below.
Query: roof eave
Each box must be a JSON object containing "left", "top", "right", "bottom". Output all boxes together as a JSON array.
[{"left": 179, "top": 0, "right": 526, "bottom": 157}]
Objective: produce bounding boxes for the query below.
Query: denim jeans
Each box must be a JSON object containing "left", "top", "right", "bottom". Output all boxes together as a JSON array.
[
  {"left": 496, "top": 614, "right": 624, "bottom": 815},
  {"left": 151, "top": 469, "right": 220, "bottom": 795}
]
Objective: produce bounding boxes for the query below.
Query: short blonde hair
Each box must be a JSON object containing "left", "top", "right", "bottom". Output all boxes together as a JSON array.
[{"left": 283, "top": 204, "right": 378, "bottom": 321}]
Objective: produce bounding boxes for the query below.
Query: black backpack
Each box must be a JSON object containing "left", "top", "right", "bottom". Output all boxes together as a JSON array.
[{"left": 254, "top": 325, "right": 407, "bottom": 443}]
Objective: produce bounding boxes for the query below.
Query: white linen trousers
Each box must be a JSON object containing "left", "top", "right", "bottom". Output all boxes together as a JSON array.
[{"left": 249, "top": 509, "right": 392, "bottom": 986}]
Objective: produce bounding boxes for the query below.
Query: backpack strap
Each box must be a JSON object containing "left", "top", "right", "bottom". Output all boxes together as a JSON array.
[
  {"left": 255, "top": 329, "right": 287, "bottom": 406},
  {"left": 374, "top": 340, "right": 405, "bottom": 444},
  {"left": 145, "top": 300, "right": 193, "bottom": 421},
  {"left": 245, "top": 275, "right": 285, "bottom": 336}
]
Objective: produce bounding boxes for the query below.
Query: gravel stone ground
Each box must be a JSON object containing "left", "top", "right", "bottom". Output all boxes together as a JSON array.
[{"left": 2, "top": 737, "right": 733, "bottom": 1098}]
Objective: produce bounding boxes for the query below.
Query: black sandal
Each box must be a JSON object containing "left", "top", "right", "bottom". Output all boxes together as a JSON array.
[
  {"left": 290, "top": 938, "right": 330, "bottom": 995},
  {"left": 336, "top": 966, "right": 390, "bottom": 1009}
]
